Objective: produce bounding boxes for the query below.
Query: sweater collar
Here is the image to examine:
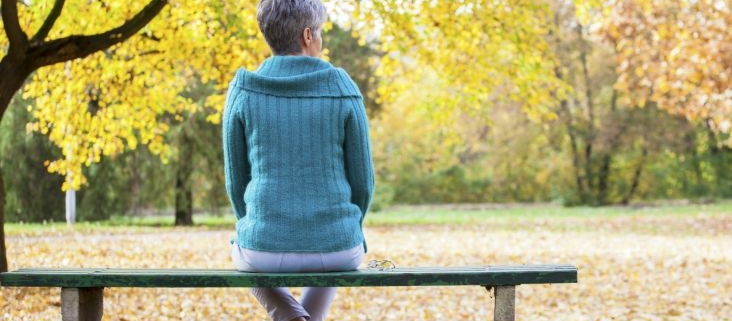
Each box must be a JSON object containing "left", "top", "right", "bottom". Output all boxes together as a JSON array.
[
  {"left": 256, "top": 55, "right": 332, "bottom": 77},
  {"left": 231, "top": 55, "right": 362, "bottom": 98}
]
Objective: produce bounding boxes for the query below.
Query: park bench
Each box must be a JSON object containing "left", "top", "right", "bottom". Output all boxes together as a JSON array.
[{"left": 1, "top": 264, "right": 577, "bottom": 321}]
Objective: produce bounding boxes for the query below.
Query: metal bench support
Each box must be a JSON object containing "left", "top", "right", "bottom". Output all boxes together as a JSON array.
[{"left": 61, "top": 287, "right": 103, "bottom": 321}]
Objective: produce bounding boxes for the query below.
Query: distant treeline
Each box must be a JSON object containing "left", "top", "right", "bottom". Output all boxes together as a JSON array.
[{"left": 2, "top": 19, "right": 730, "bottom": 223}]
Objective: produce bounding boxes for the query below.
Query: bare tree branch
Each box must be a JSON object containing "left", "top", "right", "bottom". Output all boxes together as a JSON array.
[
  {"left": 30, "top": 0, "right": 66, "bottom": 44},
  {"left": 1, "top": 0, "right": 29, "bottom": 51},
  {"left": 27, "top": 0, "right": 168, "bottom": 69}
]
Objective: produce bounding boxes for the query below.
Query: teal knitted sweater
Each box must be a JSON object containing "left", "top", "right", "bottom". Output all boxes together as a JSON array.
[{"left": 223, "top": 55, "right": 375, "bottom": 253}]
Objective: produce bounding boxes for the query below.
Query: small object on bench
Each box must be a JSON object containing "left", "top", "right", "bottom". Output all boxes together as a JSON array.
[{"left": 1, "top": 264, "right": 577, "bottom": 321}]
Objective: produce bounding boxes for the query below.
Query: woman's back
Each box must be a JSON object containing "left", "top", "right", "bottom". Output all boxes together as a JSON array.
[{"left": 223, "top": 55, "right": 374, "bottom": 253}]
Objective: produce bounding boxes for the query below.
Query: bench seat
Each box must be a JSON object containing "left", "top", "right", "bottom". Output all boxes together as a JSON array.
[{"left": 1, "top": 264, "right": 577, "bottom": 321}]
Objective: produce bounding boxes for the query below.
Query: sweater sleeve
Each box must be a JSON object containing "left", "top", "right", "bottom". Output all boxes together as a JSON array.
[
  {"left": 344, "top": 97, "right": 375, "bottom": 217},
  {"left": 222, "top": 87, "right": 251, "bottom": 221}
]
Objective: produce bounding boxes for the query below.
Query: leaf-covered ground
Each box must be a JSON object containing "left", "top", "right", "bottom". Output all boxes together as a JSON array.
[{"left": 1, "top": 212, "right": 730, "bottom": 320}]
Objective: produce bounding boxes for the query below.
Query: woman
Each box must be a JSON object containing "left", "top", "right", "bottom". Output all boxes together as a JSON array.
[{"left": 222, "top": 1, "right": 374, "bottom": 320}]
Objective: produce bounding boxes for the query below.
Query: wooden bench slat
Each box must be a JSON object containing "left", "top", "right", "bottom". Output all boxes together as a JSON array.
[{"left": 0, "top": 265, "right": 577, "bottom": 288}]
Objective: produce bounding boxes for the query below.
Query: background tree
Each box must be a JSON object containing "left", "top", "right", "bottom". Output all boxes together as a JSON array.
[
  {"left": 599, "top": 0, "right": 731, "bottom": 134},
  {"left": 0, "top": 0, "right": 168, "bottom": 273},
  {"left": 171, "top": 79, "right": 223, "bottom": 225},
  {"left": 0, "top": 95, "right": 178, "bottom": 223},
  {"left": 350, "top": 0, "right": 570, "bottom": 120},
  {"left": 0, "top": 0, "right": 268, "bottom": 272},
  {"left": 0, "top": 95, "right": 65, "bottom": 222},
  {"left": 348, "top": 0, "right": 573, "bottom": 208},
  {"left": 550, "top": 0, "right": 660, "bottom": 205},
  {"left": 599, "top": 0, "right": 732, "bottom": 197},
  {"left": 367, "top": 0, "right": 730, "bottom": 206},
  {"left": 325, "top": 24, "right": 381, "bottom": 114}
]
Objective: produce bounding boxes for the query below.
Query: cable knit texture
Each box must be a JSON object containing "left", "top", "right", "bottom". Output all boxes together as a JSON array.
[{"left": 223, "top": 55, "right": 374, "bottom": 253}]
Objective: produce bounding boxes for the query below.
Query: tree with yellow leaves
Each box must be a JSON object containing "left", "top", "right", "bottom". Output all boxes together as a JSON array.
[
  {"left": 347, "top": 0, "right": 574, "bottom": 206},
  {"left": 0, "top": 0, "right": 269, "bottom": 272},
  {"left": 598, "top": 0, "right": 731, "bottom": 138},
  {"left": 349, "top": 0, "right": 570, "bottom": 122},
  {"left": 593, "top": 0, "right": 732, "bottom": 200}
]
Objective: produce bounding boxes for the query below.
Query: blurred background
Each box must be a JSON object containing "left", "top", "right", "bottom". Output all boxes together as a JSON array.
[{"left": 0, "top": 0, "right": 728, "bottom": 222}]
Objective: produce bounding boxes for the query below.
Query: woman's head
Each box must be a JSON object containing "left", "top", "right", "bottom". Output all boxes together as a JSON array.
[{"left": 257, "top": 0, "right": 327, "bottom": 57}]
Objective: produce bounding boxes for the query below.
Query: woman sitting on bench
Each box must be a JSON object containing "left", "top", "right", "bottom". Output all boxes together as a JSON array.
[{"left": 222, "top": 0, "right": 375, "bottom": 320}]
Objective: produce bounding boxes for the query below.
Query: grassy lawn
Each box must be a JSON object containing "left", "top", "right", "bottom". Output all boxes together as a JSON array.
[
  {"left": 368, "top": 200, "right": 732, "bottom": 225},
  {"left": 5, "top": 200, "right": 732, "bottom": 236}
]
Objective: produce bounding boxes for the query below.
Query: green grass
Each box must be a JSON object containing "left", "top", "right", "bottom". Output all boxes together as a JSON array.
[
  {"left": 366, "top": 200, "right": 732, "bottom": 225},
  {"left": 4, "top": 221, "right": 156, "bottom": 236},
  {"left": 5, "top": 200, "right": 731, "bottom": 236},
  {"left": 4, "top": 215, "right": 235, "bottom": 236},
  {"left": 106, "top": 214, "right": 234, "bottom": 228}
]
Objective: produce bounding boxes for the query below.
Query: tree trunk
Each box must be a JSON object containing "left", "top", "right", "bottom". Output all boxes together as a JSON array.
[
  {"left": 596, "top": 153, "right": 612, "bottom": 205},
  {"left": 174, "top": 179, "right": 193, "bottom": 226},
  {"left": 704, "top": 119, "right": 732, "bottom": 196},
  {"left": 573, "top": 22, "right": 601, "bottom": 204},
  {"left": 562, "top": 100, "right": 588, "bottom": 202},
  {"left": 551, "top": 11, "right": 588, "bottom": 204},
  {"left": 174, "top": 131, "right": 194, "bottom": 226},
  {"left": 681, "top": 129, "right": 704, "bottom": 192},
  {"left": 0, "top": 59, "right": 33, "bottom": 119},
  {"left": 622, "top": 148, "right": 647, "bottom": 205},
  {"left": 1, "top": 166, "right": 8, "bottom": 272},
  {"left": 596, "top": 91, "right": 623, "bottom": 205},
  {"left": 0, "top": 60, "right": 30, "bottom": 274}
]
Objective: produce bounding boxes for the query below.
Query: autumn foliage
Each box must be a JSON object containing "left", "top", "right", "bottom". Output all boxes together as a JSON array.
[
  {"left": 1, "top": 0, "right": 269, "bottom": 191},
  {"left": 1, "top": 0, "right": 729, "bottom": 196},
  {"left": 600, "top": 0, "right": 732, "bottom": 137}
]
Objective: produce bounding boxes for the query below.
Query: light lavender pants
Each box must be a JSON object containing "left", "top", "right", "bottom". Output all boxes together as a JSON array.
[{"left": 231, "top": 243, "right": 365, "bottom": 321}]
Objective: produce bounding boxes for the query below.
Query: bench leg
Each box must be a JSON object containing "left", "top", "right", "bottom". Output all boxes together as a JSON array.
[
  {"left": 61, "top": 287, "right": 103, "bottom": 321},
  {"left": 488, "top": 285, "right": 515, "bottom": 321}
]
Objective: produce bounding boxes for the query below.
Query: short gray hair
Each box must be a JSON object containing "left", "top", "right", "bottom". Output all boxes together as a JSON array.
[{"left": 257, "top": 0, "right": 327, "bottom": 55}]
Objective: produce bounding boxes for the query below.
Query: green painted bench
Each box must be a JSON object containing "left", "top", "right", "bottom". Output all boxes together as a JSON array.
[{"left": 0, "top": 264, "right": 577, "bottom": 321}]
